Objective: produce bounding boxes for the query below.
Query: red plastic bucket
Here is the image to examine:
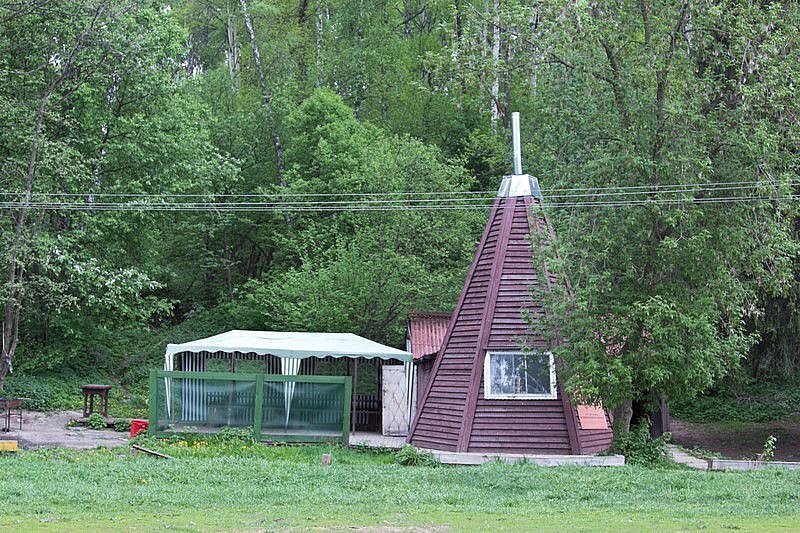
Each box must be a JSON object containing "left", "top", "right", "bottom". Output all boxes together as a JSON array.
[{"left": 130, "top": 419, "right": 149, "bottom": 438}]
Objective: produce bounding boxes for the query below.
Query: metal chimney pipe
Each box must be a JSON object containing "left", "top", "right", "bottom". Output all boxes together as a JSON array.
[{"left": 511, "top": 112, "right": 522, "bottom": 175}]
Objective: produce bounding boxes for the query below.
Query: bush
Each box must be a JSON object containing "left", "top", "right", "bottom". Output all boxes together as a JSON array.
[
  {"left": 2, "top": 373, "right": 148, "bottom": 418},
  {"left": 114, "top": 419, "right": 131, "bottom": 432},
  {"left": 671, "top": 379, "right": 800, "bottom": 423},
  {"left": 86, "top": 412, "right": 107, "bottom": 430},
  {"left": 2, "top": 375, "right": 82, "bottom": 411},
  {"left": 215, "top": 427, "right": 257, "bottom": 445},
  {"left": 612, "top": 419, "right": 671, "bottom": 466},
  {"left": 394, "top": 445, "right": 440, "bottom": 467}
]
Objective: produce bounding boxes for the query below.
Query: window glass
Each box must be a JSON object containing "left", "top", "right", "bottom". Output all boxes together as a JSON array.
[{"left": 486, "top": 352, "right": 554, "bottom": 398}]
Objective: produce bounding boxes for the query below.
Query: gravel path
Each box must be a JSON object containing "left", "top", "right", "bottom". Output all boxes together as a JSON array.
[
  {"left": 0, "top": 410, "right": 128, "bottom": 450},
  {"left": 667, "top": 444, "right": 710, "bottom": 470}
]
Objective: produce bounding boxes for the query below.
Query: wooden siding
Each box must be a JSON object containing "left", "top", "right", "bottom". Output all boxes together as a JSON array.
[
  {"left": 574, "top": 404, "right": 615, "bottom": 454},
  {"left": 409, "top": 194, "right": 613, "bottom": 455},
  {"left": 408, "top": 200, "right": 505, "bottom": 449}
]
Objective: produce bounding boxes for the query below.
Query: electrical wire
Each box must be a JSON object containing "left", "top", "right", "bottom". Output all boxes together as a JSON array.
[
  {"left": 0, "top": 194, "right": 796, "bottom": 212},
  {"left": 0, "top": 178, "right": 795, "bottom": 200},
  {"left": 0, "top": 178, "right": 795, "bottom": 214},
  {"left": 0, "top": 183, "right": 788, "bottom": 205}
]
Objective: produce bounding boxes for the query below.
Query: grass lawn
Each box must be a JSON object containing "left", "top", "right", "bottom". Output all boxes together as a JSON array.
[{"left": 1, "top": 443, "right": 799, "bottom": 532}]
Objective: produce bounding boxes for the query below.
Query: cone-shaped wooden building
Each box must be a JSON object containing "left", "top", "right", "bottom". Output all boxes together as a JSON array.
[{"left": 408, "top": 116, "right": 613, "bottom": 455}]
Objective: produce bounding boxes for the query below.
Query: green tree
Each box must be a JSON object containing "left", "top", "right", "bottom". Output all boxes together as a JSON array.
[
  {"left": 0, "top": 1, "right": 237, "bottom": 384},
  {"left": 241, "top": 89, "right": 483, "bottom": 345},
  {"left": 520, "top": 0, "right": 799, "bottom": 432}
]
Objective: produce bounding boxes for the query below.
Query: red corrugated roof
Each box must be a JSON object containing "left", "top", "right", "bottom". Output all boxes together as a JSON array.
[{"left": 407, "top": 311, "right": 451, "bottom": 360}]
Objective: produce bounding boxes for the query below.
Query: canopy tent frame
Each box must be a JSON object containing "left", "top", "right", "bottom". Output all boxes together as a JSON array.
[{"left": 163, "top": 330, "right": 413, "bottom": 433}]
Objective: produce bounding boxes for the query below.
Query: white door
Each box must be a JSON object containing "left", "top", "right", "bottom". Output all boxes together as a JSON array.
[{"left": 382, "top": 365, "right": 409, "bottom": 436}]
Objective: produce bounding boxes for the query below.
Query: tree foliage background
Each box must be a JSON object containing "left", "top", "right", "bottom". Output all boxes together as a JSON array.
[{"left": 0, "top": 0, "right": 798, "bottom": 428}]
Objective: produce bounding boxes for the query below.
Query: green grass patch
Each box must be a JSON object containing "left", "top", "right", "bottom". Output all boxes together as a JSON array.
[{"left": 1, "top": 443, "right": 799, "bottom": 531}]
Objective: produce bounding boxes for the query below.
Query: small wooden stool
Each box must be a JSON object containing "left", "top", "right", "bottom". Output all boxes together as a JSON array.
[
  {"left": 0, "top": 398, "right": 23, "bottom": 432},
  {"left": 81, "top": 384, "right": 112, "bottom": 418}
]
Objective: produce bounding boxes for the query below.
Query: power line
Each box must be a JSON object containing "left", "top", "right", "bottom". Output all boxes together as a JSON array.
[
  {"left": 1, "top": 182, "right": 785, "bottom": 204},
  {"left": 0, "top": 178, "right": 795, "bottom": 200},
  {"left": 0, "top": 194, "right": 796, "bottom": 212}
]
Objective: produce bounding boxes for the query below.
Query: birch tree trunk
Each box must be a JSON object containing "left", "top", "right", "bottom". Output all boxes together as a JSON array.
[
  {"left": 2, "top": 88, "right": 57, "bottom": 388},
  {"left": 0, "top": 113, "right": 43, "bottom": 385},
  {"left": 240, "top": 0, "right": 285, "bottom": 186},
  {"left": 315, "top": 1, "right": 328, "bottom": 86},
  {"left": 490, "top": 0, "right": 500, "bottom": 129},
  {"left": 226, "top": 8, "right": 240, "bottom": 88}
]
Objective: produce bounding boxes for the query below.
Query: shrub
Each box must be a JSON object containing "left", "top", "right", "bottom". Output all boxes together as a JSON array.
[
  {"left": 612, "top": 419, "right": 671, "bottom": 466},
  {"left": 2, "top": 373, "right": 148, "bottom": 418},
  {"left": 215, "top": 427, "right": 256, "bottom": 445},
  {"left": 394, "top": 445, "right": 440, "bottom": 467},
  {"left": 114, "top": 419, "right": 131, "bottom": 433},
  {"left": 86, "top": 412, "right": 107, "bottom": 430},
  {"left": 2, "top": 375, "right": 82, "bottom": 411},
  {"left": 670, "top": 379, "right": 800, "bottom": 423},
  {"left": 761, "top": 435, "right": 777, "bottom": 462}
]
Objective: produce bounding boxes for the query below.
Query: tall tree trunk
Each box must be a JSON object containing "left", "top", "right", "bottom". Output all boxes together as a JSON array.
[
  {"left": 490, "top": 0, "right": 500, "bottom": 129},
  {"left": 226, "top": 9, "right": 240, "bottom": 88},
  {"left": 611, "top": 398, "right": 634, "bottom": 434},
  {"left": 1, "top": 96, "right": 47, "bottom": 389},
  {"left": 529, "top": 6, "right": 540, "bottom": 89},
  {"left": 315, "top": 1, "right": 329, "bottom": 87},
  {"left": 501, "top": 32, "right": 511, "bottom": 128},
  {"left": 240, "top": 0, "right": 285, "bottom": 186},
  {"left": 404, "top": 0, "right": 412, "bottom": 37}
]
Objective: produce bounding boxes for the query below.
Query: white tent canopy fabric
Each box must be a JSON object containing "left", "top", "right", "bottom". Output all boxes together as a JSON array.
[
  {"left": 165, "top": 330, "right": 412, "bottom": 364},
  {"left": 162, "top": 330, "right": 414, "bottom": 435},
  {"left": 281, "top": 357, "right": 301, "bottom": 428}
]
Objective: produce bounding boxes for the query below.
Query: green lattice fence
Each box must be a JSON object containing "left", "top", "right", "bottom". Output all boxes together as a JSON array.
[{"left": 148, "top": 370, "right": 352, "bottom": 444}]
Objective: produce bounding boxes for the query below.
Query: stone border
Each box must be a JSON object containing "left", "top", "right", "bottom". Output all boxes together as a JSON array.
[
  {"left": 424, "top": 449, "right": 625, "bottom": 466},
  {"left": 710, "top": 458, "right": 800, "bottom": 471}
]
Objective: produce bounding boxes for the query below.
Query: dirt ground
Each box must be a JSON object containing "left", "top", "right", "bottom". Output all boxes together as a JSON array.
[
  {"left": 0, "top": 410, "right": 128, "bottom": 450},
  {"left": 0, "top": 410, "right": 405, "bottom": 450},
  {"left": 3, "top": 409, "right": 797, "bottom": 459},
  {"left": 670, "top": 416, "right": 800, "bottom": 461}
]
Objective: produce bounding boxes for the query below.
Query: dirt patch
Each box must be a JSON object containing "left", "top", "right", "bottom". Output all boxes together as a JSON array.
[
  {"left": 0, "top": 410, "right": 128, "bottom": 450},
  {"left": 670, "top": 416, "right": 800, "bottom": 461}
]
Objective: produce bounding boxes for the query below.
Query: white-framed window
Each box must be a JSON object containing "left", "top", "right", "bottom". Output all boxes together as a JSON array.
[{"left": 483, "top": 351, "right": 557, "bottom": 400}]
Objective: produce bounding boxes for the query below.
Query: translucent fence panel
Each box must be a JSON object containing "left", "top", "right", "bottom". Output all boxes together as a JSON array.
[
  {"left": 262, "top": 381, "right": 346, "bottom": 438},
  {"left": 150, "top": 370, "right": 351, "bottom": 444}
]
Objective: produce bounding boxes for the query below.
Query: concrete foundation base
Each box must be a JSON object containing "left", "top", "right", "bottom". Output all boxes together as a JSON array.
[
  {"left": 710, "top": 458, "right": 800, "bottom": 471},
  {"left": 424, "top": 449, "right": 625, "bottom": 466}
]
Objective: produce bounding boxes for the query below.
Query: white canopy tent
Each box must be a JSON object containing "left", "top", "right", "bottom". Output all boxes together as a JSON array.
[
  {"left": 163, "top": 330, "right": 414, "bottom": 430},
  {"left": 164, "top": 330, "right": 413, "bottom": 364}
]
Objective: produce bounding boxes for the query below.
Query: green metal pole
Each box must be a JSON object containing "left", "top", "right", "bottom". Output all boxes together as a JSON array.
[
  {"left": 253, "top": 374, "right": 264, "bottom": 441},
  {"left": 148, "top": 369, "right": 158, "bottom": 437},
  {"left": 341, "top": 376, "right": 352, "bottom": 446}
]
